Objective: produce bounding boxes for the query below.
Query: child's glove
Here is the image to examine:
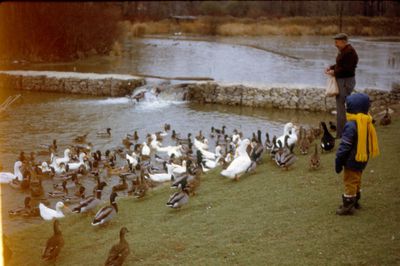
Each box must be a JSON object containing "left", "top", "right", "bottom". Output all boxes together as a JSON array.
[{"left": 335, "top": 163, "right": 343, "bottom": 174}]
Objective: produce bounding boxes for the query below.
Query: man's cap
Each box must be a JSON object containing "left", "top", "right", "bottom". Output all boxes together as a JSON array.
[{"left": 333, "top": 33, "right": 348, "bottom": 41}]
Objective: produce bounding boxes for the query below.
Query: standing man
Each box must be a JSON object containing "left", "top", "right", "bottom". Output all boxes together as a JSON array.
[{"left": 325, "top": 33, "right": 359, "bottom": 139}]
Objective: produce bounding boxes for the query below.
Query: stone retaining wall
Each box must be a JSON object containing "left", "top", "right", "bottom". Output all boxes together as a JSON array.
[
  {"left": 185, "top": 82, "right": 400, "bottom": 112},
  {"left": 1, "top": 70, "right": 398, "bottom": 112},
  {"left": 0, "top": 71, "right": 145, "bottom": 97}
]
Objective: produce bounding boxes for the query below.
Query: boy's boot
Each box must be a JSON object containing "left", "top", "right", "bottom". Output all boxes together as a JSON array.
[
  {"left": 354, "top": 191, "right": 361, "bottom": 209},
  {"left": 336, "top": 194, "right": 356, "bottom": 215}
]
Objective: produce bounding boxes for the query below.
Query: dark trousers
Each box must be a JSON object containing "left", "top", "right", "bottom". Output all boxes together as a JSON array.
[{"left": 335, "top": 77, "right": 356, "bottom": 138}]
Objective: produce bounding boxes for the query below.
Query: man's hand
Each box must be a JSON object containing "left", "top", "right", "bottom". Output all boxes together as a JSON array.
[{"left": 325, "top": 68, "right": 334, "bottom": 76}]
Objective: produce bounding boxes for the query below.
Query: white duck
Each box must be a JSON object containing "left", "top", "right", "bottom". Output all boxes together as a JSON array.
[
  {"left": 51, "top": 149, "right": 71, "bottom": 167},
  {"left": 169, "top": 160, "right": 187, "bottom": 176},
  {"left": 198, "top": 145, "right": 222, "bottom": 161},
  {"left": 147, "top": 163, "right": 174, "bottom": 182},
  {"left": 221, "top": 139, "right": 252, "bottom": 180},
  {"left": 39, "top": 202, "right": 67, "bottom": 220},
  {"left": 126, "top": 152, "right": 139, "bottom": 168},
  {"left": 67, "top": 152, "right": 87, "bottom": 171},
  {"left": 194, "top": 138, "right": 209, "bottom": 151},
  {"left": 150, "top": 134, "right": 161, "bottom": 150},
  {"left": 141, "top": 142, "right": 151, "bottom": 157},
  {"left": 156, "top": 145, "right": 182, "bottom": 158},
  {"left": 38, "top": 161, "right": 52, "bottom": 174},
  {"left": 0, "top": 161, "right": 23, "bottom": 183},
  {"left": 277, "top": 123, "right": 298, "bottom": 148}
]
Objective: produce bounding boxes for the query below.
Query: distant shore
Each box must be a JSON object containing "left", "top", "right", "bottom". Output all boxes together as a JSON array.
[{"left": 122, "top": 16, "right": 400, "bottom": 37}]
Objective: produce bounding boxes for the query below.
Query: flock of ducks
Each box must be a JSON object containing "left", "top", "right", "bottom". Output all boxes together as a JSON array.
[{"left": 1, "top": 109, "right": 392, "bottom": 263}]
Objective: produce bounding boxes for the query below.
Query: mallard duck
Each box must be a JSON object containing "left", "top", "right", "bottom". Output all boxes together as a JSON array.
[
  {"left": 275, "top": 136, "right": 297, "bottom": 170},
  {"left": 320, "top": 121, "right": 335, "bottom": 152},
  {"left": 42, "top": 220, "right": 64, "bottom": 261},
  {"left": 212, "top": 125, "right": 226, "bottom": 135},
  {"left": 39, "top": 201, "right": 67, "bottom": 220},
  {"left": 166, "top": 185, "right": 189, "bottom": 209},
  {"left": 72, "top": 181, "right": 107, "bottom": 213},
  {"left": 105, "top": 227, "right": 130, "bottom": 266},
  {"left": 113, "top": 176, "right": 128, "bottom": 192},
  {"left": 39, "top": 139, "right": 57, "bottom": 152},
  {"left": 0, "top": 160, "right": 23, "bottom": 183},
  {"left": 62, "top": 186, "right": 86, "bottom": 204},
  {"left": 264, "top": 132, "right": 273, "bottom": 152},
  {"left": 73, "top": 133, "right": 89, "bottom": 143},
  {"left": 92, "top": 191, "right": 118, "bottom": 226},
  {"left": 299, "top": 127, "right": 311, "bottom": 155},
  {"left": 48, "top": 180, "right": 68, "bottom": 198},
  {"left": 250, "top": 140, "right": 264, "bottom": 164},
  {"left": 221, "top": 139, "right": 252, "bottom": 180},
  {"left": 379, "top": 108, "right": 391, "bottom": 126},
  {"left": 42, "top": 220, "right": 64, "bottom": 262},
  {"left": 133, "top": 168, "right": 149, "bottom": 199},
  {"left": 8, "top": 196, "right": 39, "bottom": 218},
  {"left": 195, "top": 130, "right": 204, "bottom": 141},
  {"left": 310, "top": 144, "right": 321, "bottom": 170},
  {"left": 30, "top": 177, "right": 44, "bottom": 198},
  {"left": 176, "top": 133, "right": 192, "bottom": 144},
  {"left": 97, "top": 128, "right": 112, "bottom": 137},
  {"left": 127, "top": 130, "right": 139, "bottom": 142}
]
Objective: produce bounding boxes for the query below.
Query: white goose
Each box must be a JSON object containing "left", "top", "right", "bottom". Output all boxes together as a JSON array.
[
  {"left": 194, "top": 138, "right": 209, "bottom": 151},
  {"left": 150, "top": 134, "right": 161, "bottom": 150},
  {"left": 38, "top": 161, "right": 52, "bottom": 173},
  {"left": 39, "top": 202, "right": 67, "bottom": 220},
  {"left": 277, "top": 123, "right": 298, "bottom": 148},
  {"left": 198, "top": 145, "right": 222, "bottom": 161},
  {"left": 221, "top": 139, "right": 252, "bottom": 180},
  {"left": 156, "top": 145, "right": 182, "bottom": 158},
  {"left": 0, "top": 161, "right": 23, "bottom": 183},
  {"left": 141, "top": 142, "right": 151, "bottom": 157},
  {"left": 67, "top": 153, "right": 87, "bottom": 171},
  {"left": 147, "top": 163, "right": 174, "bottom": 182},
  {"left": 126, "top": 152, "right": 139, "bottom": 168},
  {"left": 169, "top": 160, "right": 187, "bottom": 176},
  {"left": 50, "top": 149, "right": 71, "bottom": 167}
]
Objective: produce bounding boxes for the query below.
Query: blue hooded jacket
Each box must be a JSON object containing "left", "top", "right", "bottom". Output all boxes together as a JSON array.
[{"left": 335, "top": 93, "right": 370, "bottom": 172}]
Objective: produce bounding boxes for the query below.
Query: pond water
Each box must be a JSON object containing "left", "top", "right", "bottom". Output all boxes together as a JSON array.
[{"left": 1, "top": 35, "right": 399, "bottom": 90}]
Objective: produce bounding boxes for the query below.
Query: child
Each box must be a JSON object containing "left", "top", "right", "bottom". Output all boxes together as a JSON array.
[{"left": 335, "top": 93, "right": 379, "bottom": 215}]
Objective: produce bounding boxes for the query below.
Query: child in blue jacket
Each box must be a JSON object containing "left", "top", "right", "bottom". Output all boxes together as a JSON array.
[{"left": 335, "top": 93, "right": 379, "bottom": 215}]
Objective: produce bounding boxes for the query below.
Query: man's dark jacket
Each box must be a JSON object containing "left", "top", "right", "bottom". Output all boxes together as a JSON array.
[{"left": 330, "top": 44, "right": 359, "bottom": 78}]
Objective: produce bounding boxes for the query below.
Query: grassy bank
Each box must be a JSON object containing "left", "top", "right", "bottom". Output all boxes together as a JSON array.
[
  {"left": 6, "top": 112, "right": 400, "bottom": 265},
  {"left": 122, "top": 16, "right": 400, "bottom": 37}
]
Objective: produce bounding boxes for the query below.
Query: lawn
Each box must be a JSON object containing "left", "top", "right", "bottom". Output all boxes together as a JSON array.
[{"left": 6, "top": 114, "right": 400, "bottom": 265}]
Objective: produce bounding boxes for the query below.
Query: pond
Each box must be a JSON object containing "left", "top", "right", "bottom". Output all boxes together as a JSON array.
[{"left": 1, "top": 35, "right": 399, "bottom": 90}]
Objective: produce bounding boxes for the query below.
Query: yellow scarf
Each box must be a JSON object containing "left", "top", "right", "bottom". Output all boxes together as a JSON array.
[{"left": 346, "top": 113, "right": 380, "bottom": 162}]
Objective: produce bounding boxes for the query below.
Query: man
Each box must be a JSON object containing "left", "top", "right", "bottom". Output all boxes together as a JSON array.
[{"left": 325, "top": 33, "right": 359, "bottom": 139}]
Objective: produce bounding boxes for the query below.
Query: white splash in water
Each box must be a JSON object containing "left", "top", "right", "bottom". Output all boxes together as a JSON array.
[{"left": 81, "top": 97, "right": 131, "bottom": 105}]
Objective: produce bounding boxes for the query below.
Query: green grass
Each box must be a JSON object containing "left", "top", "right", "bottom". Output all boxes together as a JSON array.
[{"left": 7, "top": 118, "right": 400, "bottom": 265}]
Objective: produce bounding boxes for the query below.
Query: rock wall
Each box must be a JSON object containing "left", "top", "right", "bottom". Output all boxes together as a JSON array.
[
  {"left": 185, "top": 82, "right": 399, "bottom": 112},
  {"left": 0, "top": 71, "right": 145, "bottom": 97}
]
